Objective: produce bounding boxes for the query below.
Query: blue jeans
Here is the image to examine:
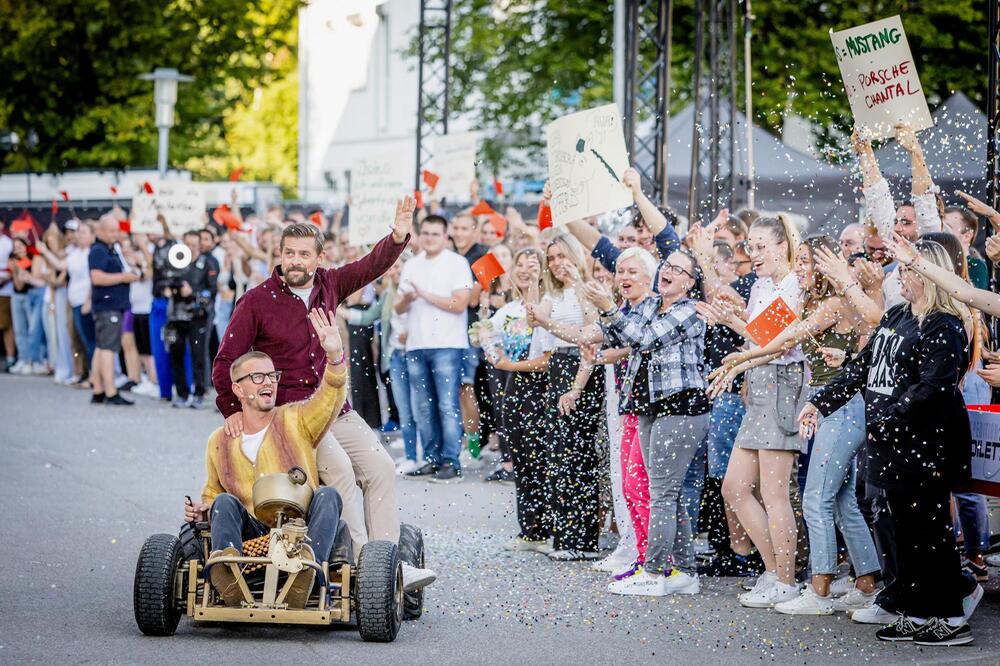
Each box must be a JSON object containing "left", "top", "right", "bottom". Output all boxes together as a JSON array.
[
  {"left": 954, "top": 492, "right": 991, "bottom": 557},
  {"left": 389, "top": 349, "right": 418, "bottom": 462},
  {"left": 72, "top": 305, "right": 96, "bottom": 362},
  {"left": 707, "top": 392, "right": 746, "bottom": 479},
  {"left": 406, "top": 348, "right": 464, "bottom": 468},
  {"left": 12, "top": 287, "right": 46, "bottom": 364},
  {"left": 802, "top": 393, "right": 879, "bottom": 577}
]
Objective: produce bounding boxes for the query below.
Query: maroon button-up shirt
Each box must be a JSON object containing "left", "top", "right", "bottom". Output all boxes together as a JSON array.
[{"left": 212, "top": 232, "right": 409, "bottom": 418}]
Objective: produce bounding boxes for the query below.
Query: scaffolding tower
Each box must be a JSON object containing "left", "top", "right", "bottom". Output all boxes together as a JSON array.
[{"left": 414, "top": 0, "right": 453, "bottom": 191}]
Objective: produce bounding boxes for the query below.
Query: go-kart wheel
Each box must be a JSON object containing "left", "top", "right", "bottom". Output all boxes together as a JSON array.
[
  {"left": 134, "top": 533, "right": 183, "bottom": 636},
  {"left": 355, "top": 540, "right": 403, "bottom": 643},
  {"left": 397, "top": 523, "right": 425, "bottom": 620},
  {"left": 177, "top": 522, "right": 204, "bottom": 562}
]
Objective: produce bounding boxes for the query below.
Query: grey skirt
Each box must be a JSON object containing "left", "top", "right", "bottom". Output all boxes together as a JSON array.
[{"left": 734, "top": 363, "right": 808, "bottom": 453}]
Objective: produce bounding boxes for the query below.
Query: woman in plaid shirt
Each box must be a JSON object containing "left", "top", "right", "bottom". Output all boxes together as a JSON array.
[{"left": 583, "top": 249, "right": 710, "bottom": 597}]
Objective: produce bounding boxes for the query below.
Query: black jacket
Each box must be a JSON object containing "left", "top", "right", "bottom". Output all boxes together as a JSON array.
[
  {"left": 168, "top": 252, "right": 219, "bottom": 322},
  {"left": 810, "top": 304, "right": 970, "bottom": 492}
]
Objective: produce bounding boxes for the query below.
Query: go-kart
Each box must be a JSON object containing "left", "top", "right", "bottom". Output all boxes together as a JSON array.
[{"left": 133, "top": 467, "right": 426, "bottom": 642}]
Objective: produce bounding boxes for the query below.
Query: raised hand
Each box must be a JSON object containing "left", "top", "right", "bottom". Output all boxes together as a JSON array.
[
  {"left": 392, "top": 196, "right": 416, "bottom": 243},
  {"left": 818, "top": 346, "right": 847, "bottom": 369},
  {"left": 812, "top": 245, "right": 852, "bottom": 290},
  {"left": 956, "top": 190, "right": 1000, "bottom": 232},
  {"left": 884, "top": 231, "right": 918, "bottom": 266},
  {"left": 622, "top": 168, "right": 642, "bottom": 196},
  {"left": 581, "top": 280, "right": 616, "bottom": 313},
  {"left": 308, "top": 308, "right": 344, "bottom": 360},
  {"left": 986, "top": 235, "right": 1000, "bottom": 264},
  {"left": 850, "top": 127, "right": 871, "bottom": 156},
  {"left": 893, "top": 122, "right": 920, "bottom": 154}
]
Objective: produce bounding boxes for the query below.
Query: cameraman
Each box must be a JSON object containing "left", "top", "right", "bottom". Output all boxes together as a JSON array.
[{"left": 165, "top": 230, "right": 219, "bottom": 409}]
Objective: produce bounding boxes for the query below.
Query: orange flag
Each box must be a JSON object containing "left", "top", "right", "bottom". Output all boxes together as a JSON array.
[
  {"left": 308, "top": 211, "right": 324, "bottom": 227},
  {"left": 493, "top": 178, "right": 504, "bottom": 195},
  {"left": 414, "top": 190, "right": 424, "bottom": 210},
  {"left": 471, "top": 199, "right": 495, "bottom": 216},
  {"left": 212, "top": 204, "right": 242, "bottom": 231},
  {"left": 118, "top": 219, "right": 132, "bottom": 234},
  {"left": 471, "top": 252, "right": 505, "bottom": 289},
  {"left": 745, "top": 297, "right": 797, "bottom": 347},
  {"left": 537, "top": 201, "right": 553, "bottom": 230},
  {"left": 422, "top": 170, "right": 440, "bottom": 190},
  {"left": 228, "top": 166, "right": 245, "bottom": 182},
  {"left": 488, "top": 212, "right": 507, "bottom": 238}
]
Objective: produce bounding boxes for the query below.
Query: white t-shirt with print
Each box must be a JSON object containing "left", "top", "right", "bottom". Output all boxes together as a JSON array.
[
  {"left": 398, "top": 249, "right": 473, "bottom": 351},
  {"left": 746, "top": 271, "right": 805, "bottom": 365}
]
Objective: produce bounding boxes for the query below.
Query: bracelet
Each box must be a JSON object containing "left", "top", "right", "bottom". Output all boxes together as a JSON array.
[
  {"left": 571, "top": 383, "right": 585, "bottom": 392},
  {"left": 599, "top": 306, "right": 617, "bottom": 318},
  {"left": 328, "top": 352, "right": 346, "bottom": 366}
]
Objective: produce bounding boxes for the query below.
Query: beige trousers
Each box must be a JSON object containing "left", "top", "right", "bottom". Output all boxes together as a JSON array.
[{"left": 316, "top": 410, "right": 400, "bottom": 556}]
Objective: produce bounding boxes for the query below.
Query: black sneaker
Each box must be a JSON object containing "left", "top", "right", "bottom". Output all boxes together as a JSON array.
[
  {"left": 429, "top": 463, "right": 463, "bottom": 484},
  {"left": 405, "top": 462, "right": 439, "bottom": 479},
  {"left": 913, "top": 618, "right": 974, "bottom": 646},
  {"left": 485, "top": 467, "right": 514, "bottom": 484},
  {"left": 90, "top": 393, "right": 105, "bottom": 404},
  {"left": 119, "top": 380, "right": 137, "bottom": 392},
  {"left": 105, "top": 393, "right": 134, "bottom": 406},
  {"left": 963, "top": 558, "right": 989, "bottom": 582},
  {"left": 698, "top": 551, "right": 763, "bottom": 577},
  {"left": 876, "top": 615, "right": 926, "bottom": 642}
]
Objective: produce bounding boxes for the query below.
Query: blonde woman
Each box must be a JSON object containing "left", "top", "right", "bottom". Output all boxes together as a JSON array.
[
  {"left": 705, "top": 215, "right": 807, "bottom": 608},
  {"left": 39, "top": 224, "right": 74, "bottom": 382},
  {"left": 526, "top": 234, "right": 604, "bottom": 561},
  {"left": 802, "top": 240, "right": 976, "bottom": 646}
]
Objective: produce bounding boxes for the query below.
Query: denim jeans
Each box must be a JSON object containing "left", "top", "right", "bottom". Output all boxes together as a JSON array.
[
  {"left": 707, "top": 392, "right": 746, "bottom": 479},
  {"left": 12, "top": 287, "right": 46, "bottom": 364},
  {"left": 209, "top": 487, "right": 343, "bottom": 564},
  {"left": 389, "top": 349, "right": 418, "bottom": 462},
  {"left": 406, "top": 348, "right": 464, "bottom": 468},
  {"left": 802, "top": 393, "right": 879, "bottom": 577},
  {"left": 954, "top": 492, "right": 991, "bottom": 557},
  {"left": 72, "top": 304, "right": 96, "bottom": 362}
]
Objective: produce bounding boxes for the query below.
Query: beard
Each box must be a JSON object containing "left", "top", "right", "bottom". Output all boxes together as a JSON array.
[{"left": 283, "top": 267, "right": 311, "bottom": 287}]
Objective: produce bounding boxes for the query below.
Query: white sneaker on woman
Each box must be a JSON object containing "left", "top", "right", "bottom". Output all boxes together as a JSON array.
[
  {"left": 774, "top": 585, "right": 834, "bottom": 615},
  {"left": 850, "top": 602, "right": 898, "bottom": 624},
  {"left": 591, "top": 547, "right": 636, "bottom": 573},
  {"left": 662, "top": 570, "right": 700, "bottom": 595},
  {"left": 830, "top": 587, "right": 878, "bottom": 612},
  {"left": 829, "top": 574, "right": 854, "bottom": 597},
  {"left": 607, "top": 571, "right": 667, "bottom": 596},
  {"left": 740, "top": 576, "right": 797, "bottom": 608},
  {"left": 395, "top": 459, "right": 422, "bottom": 475}
]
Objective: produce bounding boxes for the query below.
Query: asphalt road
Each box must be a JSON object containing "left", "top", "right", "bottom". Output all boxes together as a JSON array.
[{"left": 2, "top": 374, "right": 1000, "bottom": 665}]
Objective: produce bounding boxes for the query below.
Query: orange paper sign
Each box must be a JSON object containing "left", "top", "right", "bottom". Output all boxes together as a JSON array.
[
  {"left": 471, "top": 252, "right": 505, "bottom": 289},
  {"left": 422, "top": 170, "right": 440, "bottom": 190},
  {"left": 471, "top": 199, "right": 495, "bottom": 216},
  {"left": 745, "top": 297, "right": 797, "bottom": 347},
  {"left": 537, "top": 201, "right": 553, "bottom": 230},
  {"left": 212, "top": 204, "right": 242, "bottom": 231}
]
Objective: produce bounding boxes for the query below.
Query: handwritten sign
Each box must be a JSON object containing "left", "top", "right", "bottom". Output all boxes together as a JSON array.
[
  {"left": 431, "top": 132, "right": 478, "bottom": 202},
  {"left": 546, "top": 104, "right": 632, "bottom": 226},
  {"left": 966, "top": 406, "right": 1000, "bottom": 497},
  {"left": 349, "top": 154, "right": 406, "bottom": 246},
  {"left": 830, "top": 15, "right": 932, "bottom": 139},
  {"left": 130, "top": 182, "right": 206, "bottom": 235}
]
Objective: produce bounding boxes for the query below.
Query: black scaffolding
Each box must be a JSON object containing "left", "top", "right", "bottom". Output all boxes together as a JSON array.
[{"left": 414, "top": 0, "right": 453, "bottom": 191}]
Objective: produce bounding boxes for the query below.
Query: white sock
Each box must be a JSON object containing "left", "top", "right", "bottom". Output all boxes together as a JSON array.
[
  {"left": 776, "top": 581, "right": 798, "bottom": 592},
  {"left": 909, "top": 615, "right": 927, "bottom": 625},
  {"left": 945, "top": 616, "right": 965, "bottom": 627}
]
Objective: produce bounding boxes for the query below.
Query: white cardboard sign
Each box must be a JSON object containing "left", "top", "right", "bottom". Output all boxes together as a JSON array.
[
  {"left": 830, "top": 15, "right": 933, "bottom": 140},
  {"left": 349, "top": 154, "right": 406, "bottom": 246},
  {"left": 431, "top": 132, "right": 478, "bottom": 202},
  {"left": 130, "top": 182, "right": 207, "bottom": 235},
  {"left": 546, "top": 103, "right": 632, "bottom": 226},
  {"left": 968, "top": 408, "right": 1000, "bottom": 496}
]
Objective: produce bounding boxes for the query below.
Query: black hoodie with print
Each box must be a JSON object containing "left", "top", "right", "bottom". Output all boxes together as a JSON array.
[{"left": 809, "top": 304, "right": 970, "bottom": 492}]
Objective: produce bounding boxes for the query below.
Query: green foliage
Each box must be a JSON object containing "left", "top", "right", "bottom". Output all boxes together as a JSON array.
[{"left": 0, "top": 0, "right": 300, "bottom": 186}]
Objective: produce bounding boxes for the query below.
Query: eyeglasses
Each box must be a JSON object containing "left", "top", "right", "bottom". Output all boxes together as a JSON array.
[
  {"left": 234, "top": 370, "right": 282, "bottom": 384},
  {"left": 662, "top": 263, "right": 695, "bottom": 279}
]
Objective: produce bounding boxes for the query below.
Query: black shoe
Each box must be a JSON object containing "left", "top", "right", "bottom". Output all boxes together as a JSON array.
[
  {"left": 963, "top": 558, "right": 989, "bottom": 582},
  {"left": 876, "top": 615, "right": 926, "bottom": 642},
  {"left": 106, "top": 393, "right": 134, "bottom": 406},
  {"left": 913, "top": 618, "right": 974, "bottom": 646},
  {"left": 90, "top": 393, "right": 105, "bottom": 404},
  {"left": 429, "top": 463, "right": 463, "bottom": 484},
  {"left": 485, "top": 467, "right": 514, "bottom": 483},
  {"left": 698, "top": 551, "right": 763, "bottom": 577},
  {"left": 119, "top": 380, "right": 137, "bottom": 392},
  {"left": 405, "top": 462, "right": 439, "bottom": 479}
]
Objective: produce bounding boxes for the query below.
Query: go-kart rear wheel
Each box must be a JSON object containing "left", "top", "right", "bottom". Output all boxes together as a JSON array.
[
  {"left": 398, "top": 523, "right": 425, "bottom": 620},
  {"left": 355, "top": 540, "right": 403, "bottom": 643},
  {"left": 134, "top": 533, "right": 183, "bottom": 636}
]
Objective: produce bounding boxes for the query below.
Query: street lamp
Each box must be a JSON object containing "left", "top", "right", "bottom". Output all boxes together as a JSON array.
[{"left": 138, "top": 67, "right": 193, "bottom": 175}]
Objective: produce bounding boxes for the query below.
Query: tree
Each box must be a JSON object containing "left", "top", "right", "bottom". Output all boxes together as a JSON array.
[{"left": 0, "top": 0, "right": 300, "bottom": 179}]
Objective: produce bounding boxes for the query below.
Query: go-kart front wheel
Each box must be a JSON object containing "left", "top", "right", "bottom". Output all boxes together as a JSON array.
[
  {"left": 355, "top": 540, "right": 403, "bottom": 642},
  {"left": 134, "top": 533, "right": 183, "bottom": 636}
]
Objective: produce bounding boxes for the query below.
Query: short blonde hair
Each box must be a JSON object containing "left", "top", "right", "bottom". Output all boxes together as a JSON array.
[{"left": 230, "top": 351, "right": 273, "bottom": 381}]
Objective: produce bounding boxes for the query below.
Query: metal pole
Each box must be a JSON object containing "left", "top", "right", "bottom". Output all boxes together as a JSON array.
[
  {"left": 414, "top": 1, "right": 427, "bottom": 191},
  {"left": 687, "top": 0, "right": 705, "bottom": 222},
  {"left": 743, "top": 0, "right": 755, "bottom": 210},
  {"left": 708, "top": 0, "right": 720, "bottom": 215},
  {"left": 442, "top": 0, "right": 452, "bottom": 135},
  {"left": 623, "top": 0, "right": 639, "bottom": 164},
  {"left": 613, "top": 0, "right": 626, "bottom": 110},
  {"left": 661, "top": 0, "right": 673, "bottom": 203},
  {"left": 728, "top": 0, "right": 737, "bottom": 210},
  {"left": 157, "top": 126, "right": 170, "bottom": 175}
]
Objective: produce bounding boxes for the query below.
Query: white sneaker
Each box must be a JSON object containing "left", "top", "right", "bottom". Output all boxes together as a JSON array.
[
  {"left": 742, "top": 571, "right": 774, "bottom": 594},
  {"left": 132, "top": 379, "right": 158, "bottom": 397},
  {"left": 774, "top": 585, "right": 834, "bottom": 615},
  {"left": 30, "top": 362, "right": 50, "bottom": 375},
  {"left": 10, "top": 361, "right": 28, "bottom": 375},
  {"left": 401, "top": 563, "right": 437, "bottom": 591},
  {"left": 607, "top": 570, "right": 667, "bottom": 596},
  {"left": 741, "top": 575, "right": 761, "bottom": 591},
  {"left": 395, "top": 459, "right": 422, "bottom": 475},
  {"left": 963, "top": 583, "right": 984, "bottom": 621},
  {"left": 851, "top": 603, "right": 899, "bottom": 624},
  {"left": 388, "top": 438, "right": 405, "bottom": 450},
  {"left": 830, "top": 587, "right": 878, "bottom": 612},
  {"left": 503, "top": 537, "right": 553, "bottom": 554},
  {"left": 663, "top": 570, "right": 700, "bottom": 595},
  {"left": 591, "top": 550, "right": 636, "bottom": 573},
  {"left": 829, "top": 574, "right": 854, "bottom": 597},
  {"left": 460, "top": 449, "right": 486, "bottom": 470},
  {"left": 740, "top": 578, "right": 797, "bottom": 609}
]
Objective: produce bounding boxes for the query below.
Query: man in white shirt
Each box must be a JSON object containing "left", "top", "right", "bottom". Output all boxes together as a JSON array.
[
  {"left": 0, "top": 222, "right": 14, "bottom": 370},
  {"left": 395, "top": 215, "right": 473, "bottom": 483}
]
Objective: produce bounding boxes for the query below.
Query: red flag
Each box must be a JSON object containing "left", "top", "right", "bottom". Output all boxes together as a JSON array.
[
  {"left": 493, "top": 178, "right": 504, "bottom": 196},
  {"left": 422, "top": 170, "right": 440, "bottom": 191},
  {"left": 212, "top": 204, "right": 242, "bottom": 231},
  {"left": 118, "top": 219, "right": 132, "bottom": 234},
  {"left": 228, "top": 166, "right": 245, "bottom": 182},
  {"left": 142, "top": 181, "right": 154, "bottom": 194},
  {"left": 59, "top": 191, "right": 70, "bottom": 201},
  {"left": 414, "top": 190, "right": 424, "bottom": 210},
  {"left": 488, "top": 212, "right": 507, "bottom": 238},
  {"left": 745, "top": 297, "right": 798, "bottom": 347},
  {"left": 110, "top": 185, "right": 118, "bottom": 196},
  {"left": 471, "top": 199, "right": 495, "bottom": 216},
  {"left": 537, "top": 201, "right": 553, "bottom": 230},
  {"left": 471, "top": 252, "right": 505, "bottom": 290},
  {"left": 51, "top": 199, "right": 58, "bottom": 215},
  {"left": 308, "top": 212, "right": 323, "bottom": 227},
  {"left": 11, "top": 212, "right": 37, "bottom": 236}
]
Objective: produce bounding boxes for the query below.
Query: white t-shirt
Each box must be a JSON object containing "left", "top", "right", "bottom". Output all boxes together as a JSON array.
[
  {"left": 543, "top": 288, "right": 586, "bottom": 349},
  {"left": 241, "top": 427, "right": 268, "bottom": 464},
  {"left": 882, "top": 264, "right": 904, "bottom": 309},
  {"left": 290, "top": 286, "right": 313, "bottom": 308},
  {"left": 0, "top": 235, "right": 12, "bottom": 297},
  {"left": 66, "top": 245, "right": 92, "bottom": 307},
  {"left": 398, "top": 249, "right": 473, "bottom": 351},
  {"left": 746, "top": 271, "right": 805, "bottom": 365},
  {"left": 130, "top": 279, "right": 154, "bottom": 315}
]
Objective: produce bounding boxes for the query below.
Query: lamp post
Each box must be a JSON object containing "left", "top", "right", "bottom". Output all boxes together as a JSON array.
[{"left": 138, "top": 68, "right": 193, "bottom": 176}]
